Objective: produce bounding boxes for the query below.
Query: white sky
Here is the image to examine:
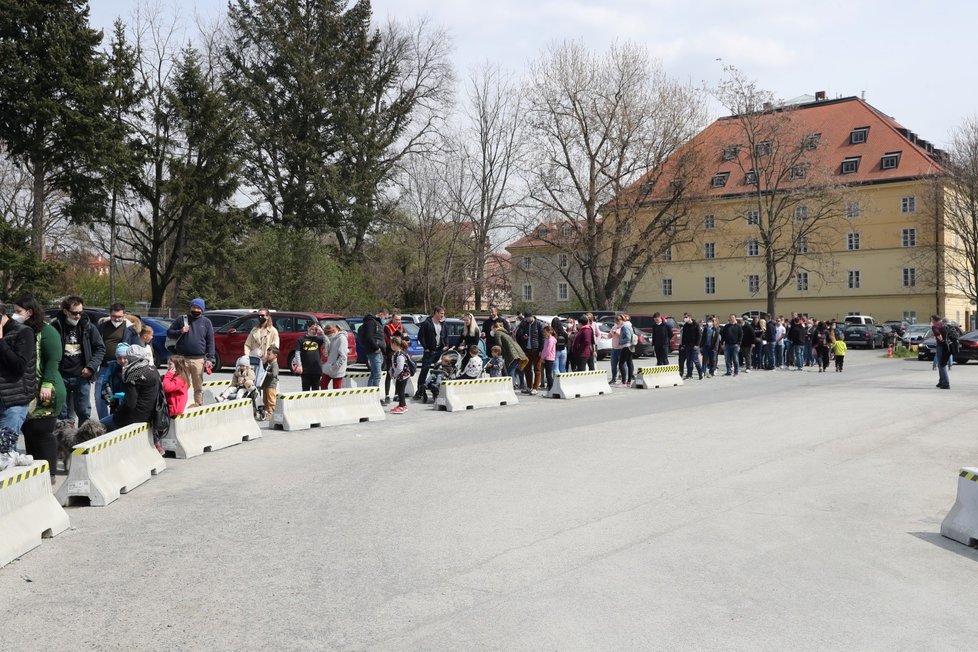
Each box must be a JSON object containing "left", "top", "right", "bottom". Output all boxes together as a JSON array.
[{"left": 89, "top": 0, "right": 976, "bottom": 148}]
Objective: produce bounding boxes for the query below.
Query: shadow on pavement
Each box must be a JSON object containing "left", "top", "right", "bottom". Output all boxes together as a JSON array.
[{"left": 909, "top": 531, "right": 978, "bottom": 561}]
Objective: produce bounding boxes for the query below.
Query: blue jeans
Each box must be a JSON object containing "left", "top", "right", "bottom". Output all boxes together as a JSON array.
[
  {"left": 610, "top": 349, "right": 620, "bottom": 382},
  {"left": 702, "top": 348, "right": 717, "bottom": 375},
  {"left": 0, "top": 403, "right": 29, "bottom": 434},
  {"left": 367, "top": 351, "right": 383, "bottom": 387},
  {"left": 555, "top": 348, "right": 568, "bottom": 374},
  {"left": 936, "top": 348, "right": 950, "bottom": 387},
  {"left": 775, "top": 342, "right": 784, "bottom": 367},
  {"left": 683, "top": 344, "right": 703, "bottom": 377},
  {"left": 724, "top": 344, "right": 740, "bottom": 374},
  {"left": 61, "top": 374, "right": 94, "bottom": 423},
  {"left": 508, "top": 360, "right": 525, "bottom": 388},
  {"left": 765, "top": 342, "right": 775, "bottom": 369},
  {"left": 794, "top": 344, "right": 805, "bottom": 370},
  {"left": 100, "top": 414, "right": 117, "bottom": 431},
  {"left": 95, "top": 367, "right": 112, "bottom": 420}
]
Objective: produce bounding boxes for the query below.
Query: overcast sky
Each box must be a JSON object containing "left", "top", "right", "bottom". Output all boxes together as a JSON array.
[{"left": 89, "top": 0, "right": 975, "bottom": 148}]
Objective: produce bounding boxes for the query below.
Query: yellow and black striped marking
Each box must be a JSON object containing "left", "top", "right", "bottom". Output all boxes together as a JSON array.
[
  {"left": 960, "top": 469, "right": 978, "bottom": 483},
  {"left": 280, "top": 387, "right": 380, "bottom": 400},
  {"left": 0, "top": 462, "right": 50, "bottom": 490},
  {"left": 637, "top": 365, "right": 681, "bottom": 375},
  {"left": 73, "top": 424, "right": 149, "bottom": 456},
  {"left": 443, "top": 377, "right": 510, "bottom": 386},
  {"left": 345, "top": 373, "right": 370, "bottom": 378},
  {"left": 202, "top": 380, "right": 231, "bottom": 387},
  {"left": 177, "top": 399, "right": 250, "bottom": 419},
  {"left": 556, "top": 371, "right": 607, "bottom": 378}
]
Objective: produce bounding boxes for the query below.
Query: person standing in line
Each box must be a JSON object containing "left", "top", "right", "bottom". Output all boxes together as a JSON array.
[
  {"left": 259, "top": 346, "right": 279, "bottom": 419},
  {"left": 293, "top": 321, "right": 326, "bottom": 391},
  {"left": 739, "top": 317, "right": 755, "bottom": 373},
  {"left": 322, "top": 323, "right": 349, "bottom": 390},
  {"left": 14, "top": 297, "right": 62, "bottom": 475},
  {"left": 680, "top": 314, "right": 703, "bottom": 380},
  {"left": 50, "top": 296, "right": 104, "bottom": 423},
  {"left": 358, "top": 309, "right": 388, "bottom": 388},
  {"left": 932, "top": 314, "right": 950, "bottom": 389},
  {"left": 650, "top": 312, "right": 671, "bottom": 366},
  {"left": 382, "top": 313, "right": 406, "bottom": 405},
  {"left": 721, "top": 313, "right": 742, "bottom": 376},
  {"left": 166, "top": 298, "right": 215, "bottom": 406},
  {"left": 415, "top": 307, "right": 446, "bottom": 400},
  {"left": 608, "top": 315, "right": 624, "bottom": 385},
  {"left": 618, "top": 314, "right": 636, "bottom": 386},
  {"left": 95, "top": 303, "right": 140, "bottom": 420},
  {"left": 244, "top": 308, "right": 280, "bottom": 377},
  {"left": 570, "top": 316, "right": 594, "bottom": 372},
  {"left": 551, "top": 317, "right": 569, "bottom": 374},
  {"left": 389, "top": 337, "right": 411, "bottom": 415},
  {"left": 774, "top": 317, "right": 786, "bottom": 369},
  {"left": 541, "top": 325, "right": 557, "bottom": 391},
  {"left": 482, "top": 307, "right": 508, "bottom": 349},
  {"left": 585, "top": 312, "right": 599, "bottom": 370},
  {"left": 699, "top": 316, "right": 720, "bottom": 378},
  {"left": 515, "top": 312, "right": 545, "bottom": 395}
]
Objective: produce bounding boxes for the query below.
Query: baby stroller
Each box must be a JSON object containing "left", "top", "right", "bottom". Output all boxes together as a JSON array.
[
  {"left": 422, "top": 350, "right": 460, "bottom": 404},
  {"left": 218, "top": 355, "right": 265, "bottom": 420}
]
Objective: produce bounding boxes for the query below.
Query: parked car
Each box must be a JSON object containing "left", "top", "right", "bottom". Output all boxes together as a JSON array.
[
  {"left": 401, "top": 322, "right": 425, "bottom": 361},
  {"left": 213, "top": 311, "right": 356, "bottom": 372},
  {"left": 882, "top": 320, "right": 911, "bottom": 337},
  {"left": 902, "top": 324, "right": 932, "bottom": 347},
  {"left": 203, "top": 309, "right": 259, "bottom": 330},
  {"left": 843, "top": 324, "right": 884, "bottom": 349},
  {"left": 917, "top": 327, "right": 977, "bottom": 363},
  {"left": 596, "top": 323, "right": 613, "bottom": 360},
  {"left": 596, "top": 319, "right": 654, "bottom": 359},
  {"left": 844, "top": 315, "right": 876, "bottom": 326},
  {"left": 627, "top": 314, "right": 680, "bottom": 352}
]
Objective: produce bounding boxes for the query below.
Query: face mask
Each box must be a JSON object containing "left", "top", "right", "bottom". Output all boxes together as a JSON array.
[
  {"left": 67, "top": 317, "right": 80, "bottom": 326},
  {"left": 111, "top": 319, "right": 124, "bottom": 327},
  {"left": 189, "top": 311, "right": 202, "bottom": 318},
  {"left": 259, "top": 316, "right": 267, "bottom": 323},
  {"left": 10, "top": 313, "right": 26, "bottom": 323}
]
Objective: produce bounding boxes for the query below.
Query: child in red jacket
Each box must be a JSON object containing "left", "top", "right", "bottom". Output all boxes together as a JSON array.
[{"left": 163, "top": 356, "right": 192, "bottom": 416}]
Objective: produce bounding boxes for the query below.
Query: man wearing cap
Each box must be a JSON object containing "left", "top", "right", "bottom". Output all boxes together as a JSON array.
[
  {"left": 166, "top": 298, "right": 215, "bottom": 406},
  {"left": 515, "top": 312, "right": 545, "bottom": 394}
]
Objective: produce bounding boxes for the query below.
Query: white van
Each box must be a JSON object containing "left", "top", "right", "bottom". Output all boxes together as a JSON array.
[{"left": 844, "top": 315, "right": 876, "bottom": 326}]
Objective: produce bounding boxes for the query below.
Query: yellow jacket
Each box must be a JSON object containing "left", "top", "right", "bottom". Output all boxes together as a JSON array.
[{"left": 831, "top": 339, "right": 847, "bottom": 356}]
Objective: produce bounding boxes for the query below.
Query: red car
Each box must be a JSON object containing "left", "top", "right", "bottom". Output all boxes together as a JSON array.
[{"left": 212, "top": 311, "right": 357, "bottom": 372}]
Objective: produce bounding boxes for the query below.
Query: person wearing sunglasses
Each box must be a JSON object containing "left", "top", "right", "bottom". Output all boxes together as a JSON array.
[{"left": 50, "top": 295, "right": 106, "bottom": 424}]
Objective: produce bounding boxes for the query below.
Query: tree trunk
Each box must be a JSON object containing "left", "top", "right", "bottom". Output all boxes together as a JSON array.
[
  {"left": 31, "top": 158, "right": 45, "bottom": 259},
  {"left": 109, "top": 189, "right": 118, "bottom": 304}
]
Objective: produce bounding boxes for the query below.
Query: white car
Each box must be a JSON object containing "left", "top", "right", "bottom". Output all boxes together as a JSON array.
[
  {"left": 595, "top": 322, "right": 613, "bottom": 360},
  {"left": 901, "top": 323, "right": 932, "bottom": 346}
]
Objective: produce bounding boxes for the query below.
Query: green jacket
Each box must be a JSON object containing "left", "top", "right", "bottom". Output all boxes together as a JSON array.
[
  {"left": 496, "top": 330, "right": 527, "bottom": 367},
  {"left": 28, "top": 322, "right": 66, "bottom": 420}
]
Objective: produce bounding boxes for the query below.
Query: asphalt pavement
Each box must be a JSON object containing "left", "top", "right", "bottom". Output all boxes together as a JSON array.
[{"left": 3, "top": 351, "right": 978, "bottom": 651}]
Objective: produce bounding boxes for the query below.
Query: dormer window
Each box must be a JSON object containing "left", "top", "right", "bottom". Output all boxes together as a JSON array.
[
  {"left": 722, "top": 145, "right": 740, "bottom": 161},
  {"left": 850, "top": 127, "right": 869, "bottom": 144},
  {"left": 881, "top": 152, "right": 902, "bottom": 170},
  {"left": 841, "top": 157, "right": 861, "bottom": 174},
  {"left": 790, "top": 164, "right": 809, "bottom": 180},
  {"left": 803, "top": 133, "right": 821, "bottom": 150},
  {"left": 712, "top": 172, "right": 730, "bottom": 188},
  {"left": 754, "top": 141, "right": 772, "bottom": 157},
  {"left": 745, "top": 169, "right": 758, "bottom": 185},
  {"left": 535, "top": 225, "right": 548, "bottom": 238},
  {"left": 561, "top": 224, "right": 572, "bottom": 238}
]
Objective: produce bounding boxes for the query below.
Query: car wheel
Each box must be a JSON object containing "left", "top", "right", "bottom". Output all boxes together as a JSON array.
[{"left": 213, "top": 351, "right": 222, "bottom": 372}]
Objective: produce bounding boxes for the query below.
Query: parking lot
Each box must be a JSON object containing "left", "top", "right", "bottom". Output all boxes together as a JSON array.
[{"left": 3, "top": 350, "right": 978, "bottom": 650}]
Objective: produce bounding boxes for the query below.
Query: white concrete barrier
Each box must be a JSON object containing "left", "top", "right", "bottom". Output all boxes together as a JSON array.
[
  {"left": 941, "top": 468, "right": 978, "bottom": 546},
  {"left": 0, "top": 462, "right": 69, "bottom": 568},
  {"left": 634, "top": 364, "right": 684, "bottom": 389},
  {"left": 272, "top": 387, "right": 385, "bottom": 431},
  {"left": 161, "top": 399, "right": 261, "bottom": 459},
  {"left": 343, "top": 372, "right": 415, "bottom": 398},
  {"left": 549, "top": 370, "right": 612, "bottom": 399},
  {"left": 202, "top": 379, "right": 231, "bottom": 404},
  {"left": 55, "top": 422, "right": 166, "bottom": 507},
  {"left": 438, "top": 377, "right": 518, "bottom": 412}
]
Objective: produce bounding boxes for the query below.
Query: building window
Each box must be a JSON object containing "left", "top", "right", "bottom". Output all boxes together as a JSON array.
[
  {"left": 557, "top": 283, "right": 568, "bottom": 301},
  {"left": 881, "top": 152, "right": 901, "bottom": 170},
  {"left": 704, "top": 214, "right": 715, "bottom": 230},
  {"left": 846, "top": 201, "right": 861, "bottom": 219},
  {"left": 705, "top": 276, "right": 716, "bottom": 295},
  {"left": 561, "top": 224, "right": 572, "bottom": 238},
  {"left": 559, "top": 253, "right": 569, "bottom": 269},
  {"left": 745, "top": 169, "right": 758, "bottom": 185},
  {"left": 746, "top": 209, "right": 759, "bottom": 225},
  {"left": 901, "top": 196, "right": 916, "bottom": 213},
  {"left": 712, "top": 172, "right": 730, "bottom": 188},
  {"left": 797, "top": 237, "right": 809, "bottom": 254},
  {"left": 704, "top": 242, "right": 715, "bottom": 259},
  {"left": 841, "top": 157, "right": 861, "bottom": 174},
  {"left": 662, "top": 246, "right": 672, "bottom": 262},
  {"left": 662, "top": 278, "right": 673, "bottom": 296},
  {"left": 903, "top": 310, "right": 916, "bottom": 323},
  {"left": 796, "top": 272, "right": 809, "bottom": 291},
  {"left": 902, "top": 268, "right": 916, "bottom": 288},
  {"left": 523, "top": 284, "right": 533, "bottom": 301},
  {"left": 521, "top": 256, "right": 531, "bottom": 271},
  {"left": 902, "top": 228, "right": 917, "bottom": 248},
  {"left": 722, "top": 144, "right": 739, "bottom": 161},
  {"left": 747, "top": 239, "right": 759, "bottom": 257},
  {"left": 535, "top": 225, "right": 548, "bottom": 238},
  {"left": 803, "top": 133, "right": 821, "bottom": 150},
  {"left": 850, "top": 127, "right": 869, "bottom": 144},
  {"left": 748, "top": 274, "right": 760, "bottom": 293},
  {"left": 790, "top": 164, "right": 808, "bottom": 180},
  {"left": 754, "top": 141, "right": 772, "bottom": 157},
  {"left": 847, "top": 232, "right": 861, "bottom": 251},
  {"left": 848, "top": 270, "right": 860, "bottom": 289},
  {"left": 794, "top": 205, "right": 808, "bottom": 221}
]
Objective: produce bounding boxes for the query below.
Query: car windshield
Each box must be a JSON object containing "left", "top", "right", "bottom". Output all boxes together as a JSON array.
[
  {"left": 320, "top": 318, "right": 351, "bottom": 331},
  {"left": 908, "top": 325, "right": 930, "bottom": 333},
  {"left": 402, "top": 323, "right": 419, "bottom": 337}
]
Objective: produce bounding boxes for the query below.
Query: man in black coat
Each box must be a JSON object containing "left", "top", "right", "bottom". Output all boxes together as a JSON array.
[
  {"left": 650, "top": 312, "right": 672, "bottom": 366},
  {"left": 679, "top": 315, "right": 703, "bottom": 379},
  {"left": 358, "top": 310, "right": 389, "bottom": 388},
  {"left": 50, "top": 296, "right": 105, "bottom": 423},
  {"left": 720, "top": 314, "right": 743, "bottom": 376},
  {"left": 0, "top": 301, "right": 37, "bottom": 434},
  {"left": 482, "top": 307, "right": 508, "bottom": 348},
  {"left": 415, "top": 306, "right": 447, "bottom": 400}
]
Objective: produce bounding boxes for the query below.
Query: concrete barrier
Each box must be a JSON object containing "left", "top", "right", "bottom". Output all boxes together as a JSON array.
[
  {"left": 941, "top": 468, "right": 978, "bottom": 546},
  {"left": 161, "top": 399, "right": 261, "bottom": 459},
  {"left": 272, "top": 387, "right": 385, "bottom": 431},
  {"left": 634, "top": 364, "right": 684, "bottom": 389},
  {"left": 0, "top": 462, "right": 69, "bottom": 568},
  {"left": 202, "top": 379, "right": 231, "bottom": 404},
  {"left": 55, "top": 422, "right": 165, "bottom": 507},
  {"left": 438, "top": 377, "right": 518, "bottom": 412},
  {"left": 343, "top": 372, "right": 415, "bottom": 398},
  {"left": 549, "top": 370, "right": 612, "bottom": 399}
]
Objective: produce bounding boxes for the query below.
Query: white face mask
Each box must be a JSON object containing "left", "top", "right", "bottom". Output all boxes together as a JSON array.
[
  {"left": 111, "top": 319, "right": 124, "bottom": 327},
  {"left": 10, "top": 313, "right": 26, "bottom": 323},
  {"left": 67, "top": 318, "right": 80, "bottom": 326}
]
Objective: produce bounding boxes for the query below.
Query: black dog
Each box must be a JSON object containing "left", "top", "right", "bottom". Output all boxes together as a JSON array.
[{"left": 54, "top": 419, "right": 106, "bottom": 474}]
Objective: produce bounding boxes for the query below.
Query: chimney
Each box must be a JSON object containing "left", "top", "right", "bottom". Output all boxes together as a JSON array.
[{"left": 815, "top": 90, "right": 827, "bottom": 101}]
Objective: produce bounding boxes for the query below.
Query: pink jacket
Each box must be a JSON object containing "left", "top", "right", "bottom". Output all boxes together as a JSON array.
[{"left": 541, "top": 335, "right": 556, "bottom": 361}]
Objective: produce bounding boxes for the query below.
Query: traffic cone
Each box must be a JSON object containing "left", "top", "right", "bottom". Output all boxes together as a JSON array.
[{"left": 887, "top": 344, "right": 893, "bottom": 358}]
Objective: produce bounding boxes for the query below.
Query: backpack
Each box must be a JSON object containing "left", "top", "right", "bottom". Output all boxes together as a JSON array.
[
  {"left": 404, "top": 353, "right": 417, "bottom": 377},
  {"left": 152, "top": 378, "right": 171, "bottom": 441},
  {"left": 945, "top": 324, "right": 962, "bottom": 354}
]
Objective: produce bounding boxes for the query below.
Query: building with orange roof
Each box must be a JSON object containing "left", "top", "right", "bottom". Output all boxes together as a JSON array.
[{"left": 509, "top": 94, "right": 973, "bottom": 326}]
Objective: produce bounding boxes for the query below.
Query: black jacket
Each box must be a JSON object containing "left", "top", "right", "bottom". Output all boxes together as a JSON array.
[
  {"left": 51, "top": 313, "right": 105, "bottom": 376},
  {"left": 515, "top": 319, "right": 545, "bottom": 352},
  {"left": 482, "top": 316, "right": 508, "bottom": 342},
  {"left": 699, "top": 325, "right": 720, "bottom": 352},
  {"left": 418, "top": 317, "right": 446, "bottom": 352},
  {"left": 651, "top": 321, "right": 672, "bottom": 348},
  {"left": 0, "top": 320, "right": 37, "bottom": 409},
  {"left": 358, "top": 314, "right": 387, "bottom": 354},
  {"left": 115, "top": 365, "right": 161, "bottom": 429},
  {"left": 680, "top": 321, "right": 701, "bottom": 347},
  {"left": 721, "top": 322, "right": 743, "bottom": 345},
  {"left": 741, "top": 324, "right": 756, "bottom": 347}
]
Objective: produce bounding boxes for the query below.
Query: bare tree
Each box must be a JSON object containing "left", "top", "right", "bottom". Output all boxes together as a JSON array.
[
  {"left": 521, "top": 40, "right": 707, "bottom": 310},
  {"left": 942, "top": 116, "right": 978, "bottom": 307},
  {"left": 713, "top": 67, "right": 846, "bottom": 316},
  {"left": 443, "top": 63, "right": 526, "bottom": 311}
]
